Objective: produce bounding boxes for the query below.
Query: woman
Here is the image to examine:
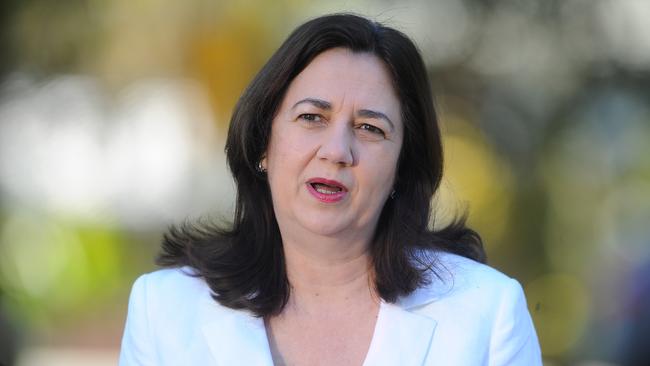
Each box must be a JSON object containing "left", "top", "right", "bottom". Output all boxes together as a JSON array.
[{"left": 119, "top": 13, "right": 542, "bottom": 365}]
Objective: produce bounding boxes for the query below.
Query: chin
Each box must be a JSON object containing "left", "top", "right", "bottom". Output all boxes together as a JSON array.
[
  {"left": 297, "top": 214, "right": 352, "bottom": 237},
  {"left": 301, "top": 222, "right": 346, "bottom": 237}
]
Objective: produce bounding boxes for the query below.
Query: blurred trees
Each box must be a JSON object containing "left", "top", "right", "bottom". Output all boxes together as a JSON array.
[{"left": 0, "top": 0, "right": 648, "bottom": 364}]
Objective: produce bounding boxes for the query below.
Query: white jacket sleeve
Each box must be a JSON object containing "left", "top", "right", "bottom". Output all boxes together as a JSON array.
[
  {"left": 488, "top": 278, "right": 543, "bottom": 366},
  {"left": 119, "top": 274, "right": 156, "bottom": 366}
]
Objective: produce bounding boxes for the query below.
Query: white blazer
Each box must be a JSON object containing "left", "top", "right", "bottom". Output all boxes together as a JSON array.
[{"left": 119, "top": 251, "right": 542, "bottom": 365}]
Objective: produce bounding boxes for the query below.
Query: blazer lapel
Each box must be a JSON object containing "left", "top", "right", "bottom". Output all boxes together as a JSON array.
[
  {"left": 362, "top": 301, "right": 438, "bottom": 366},
  {"left": 196, "top": 262, "right": 447, "bottom": 366},
  {"left": 199, "top": 296, "right": 274, "bottom": 366}
]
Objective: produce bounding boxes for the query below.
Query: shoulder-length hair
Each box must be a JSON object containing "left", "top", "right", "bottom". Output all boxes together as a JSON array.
[{"left": 157, "top": 13, "right": 485, "bottom": 317}]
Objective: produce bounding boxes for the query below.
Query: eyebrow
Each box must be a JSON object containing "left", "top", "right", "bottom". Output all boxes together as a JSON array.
[
  {"left": 292, "top": 98, "right": 331, "bottom": 111},
  {"left": 291, "top": 97, "right": 395, "bottom": 132}
]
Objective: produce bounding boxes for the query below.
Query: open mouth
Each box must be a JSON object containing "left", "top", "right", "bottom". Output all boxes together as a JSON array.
[
  {"left": 309, "top": 182, "right": 343, "bottom": 195},
  {"left": 306, "top": 178, "right": 348, "bottom": 202}
]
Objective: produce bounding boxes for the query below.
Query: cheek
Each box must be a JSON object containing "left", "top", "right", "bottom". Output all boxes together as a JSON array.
[
  {"left": 266, "top": 128, "right": 315, "bottom": 186},
  {"left": 361, "top": 150, "right": 400, "bottom": 197},
  {"left": 270, "top": 138, "right": 309, "bottom": 170},
  {"left": 267, "top": 128, "right": 295, "bottom": 167}
]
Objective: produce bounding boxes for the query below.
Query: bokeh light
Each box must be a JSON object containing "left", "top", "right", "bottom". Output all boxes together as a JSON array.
[{"left": 0, "top": 1, "right": 648, "bottom": 365}]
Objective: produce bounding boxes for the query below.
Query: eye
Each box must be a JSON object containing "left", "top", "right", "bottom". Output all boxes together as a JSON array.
[
  {"left": 357, "top": 123, "right": 386, "bottom": 137},
  {"left": 298, "top": 113, "right": 322, "bottom": 122}
]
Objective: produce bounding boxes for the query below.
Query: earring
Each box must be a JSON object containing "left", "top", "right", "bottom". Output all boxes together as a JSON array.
[
  {"left": 256, "top": 161, "right": 266, "bottom": 173},
  {"left": 390, "top": 189, "right": 396, "bottom": 199}
]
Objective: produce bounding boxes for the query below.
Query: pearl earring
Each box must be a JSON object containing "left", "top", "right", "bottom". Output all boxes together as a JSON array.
[{"left": 256, "top": 161, "right": 266, "bottom": 173}]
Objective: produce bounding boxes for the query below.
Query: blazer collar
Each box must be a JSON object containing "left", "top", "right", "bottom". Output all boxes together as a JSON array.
[
  {"left": 397, "top": 250, "right": 459, "bottom": 310},
  {"left": 362, "top": 259, "right": 451, "bottom": 364},
  {"left": 199, "top": 291, "right": 441, "bottom": 366},
  {"left": 362, "top": 301, "right": 437, "bottom": 366},
  {"left": 197, "top": 251, "right": 459, "bottom": 365},
  {"left": 199, "top": 294, "right": 274, "bottom": 366},
  {"left": 396, "top": 276, "right": 454, "bottom": 310}
]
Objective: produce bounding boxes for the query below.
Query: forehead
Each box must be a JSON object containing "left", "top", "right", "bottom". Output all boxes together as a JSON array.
[{"left": 281, "top": 48, "right": 402, "bottom": 121}]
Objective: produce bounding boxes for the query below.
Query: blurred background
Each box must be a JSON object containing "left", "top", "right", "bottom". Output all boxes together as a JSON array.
[{"left": 0, "top": 0, "right": 648, "bottom": 365}]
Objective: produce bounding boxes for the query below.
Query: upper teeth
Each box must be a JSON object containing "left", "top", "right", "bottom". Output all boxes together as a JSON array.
[
  {"left": 316, "top": 187, "right": 336, "bottom": 194},
  {"left": 313, "top": 183, "right": 341, "bottom": 194}
]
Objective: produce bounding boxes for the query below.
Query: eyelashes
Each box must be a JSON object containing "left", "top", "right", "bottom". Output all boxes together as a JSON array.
[
  {"left": 298, "top": 113, "right": 322, "bottom": 122},
  {"left": 297, "top": 113, "right": 387, "bottom": 138},
  {"left": 357, "top": 123, "right": 386, "bottom": 137}
]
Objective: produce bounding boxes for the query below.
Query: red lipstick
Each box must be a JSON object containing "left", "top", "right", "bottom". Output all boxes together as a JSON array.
[{"left": 306, "top": 178, "right": 348, "bottom": 203}]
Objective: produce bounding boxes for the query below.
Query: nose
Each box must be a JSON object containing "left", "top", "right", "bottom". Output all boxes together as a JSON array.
[{"left": 316, "top": 123, "right": 355, "bottom": 167}]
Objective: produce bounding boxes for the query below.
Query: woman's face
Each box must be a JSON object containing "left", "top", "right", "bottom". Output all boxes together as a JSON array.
[{"left": 264, "top": 47, "right": 403, "bottom": 242}]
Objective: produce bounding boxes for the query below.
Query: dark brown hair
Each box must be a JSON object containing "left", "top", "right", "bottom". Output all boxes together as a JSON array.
[{"left": 157, "top": 13, "right": 485, "bottom": 317}]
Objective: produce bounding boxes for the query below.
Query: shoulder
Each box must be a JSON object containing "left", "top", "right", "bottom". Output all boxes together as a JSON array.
[
  {"left": 128, "top": 266, "right": 211, "bottom": 316},
  {"left": 399, "top": 250, "right": 522, "bottom": 309},
  {"left": 401, "top": 250, "right": 542, "bottom": 365},
  {"left": 124, "top": 266, "right": 213, "bottom": 336},
  {"left": 120, "top": 266, "right": 218, "bottom": 365},
  {"left": 133, "top": 266, "right": 207, "bottom": 296}
]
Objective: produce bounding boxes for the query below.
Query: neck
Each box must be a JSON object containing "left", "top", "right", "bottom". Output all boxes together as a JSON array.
[{"left": 280, "top": 233, "right": 378, "bottom": 312}]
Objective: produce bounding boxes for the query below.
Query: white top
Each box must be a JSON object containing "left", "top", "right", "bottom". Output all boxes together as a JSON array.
[{"left": 119, "top": 251, "right": 542, "bottom": 365}]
